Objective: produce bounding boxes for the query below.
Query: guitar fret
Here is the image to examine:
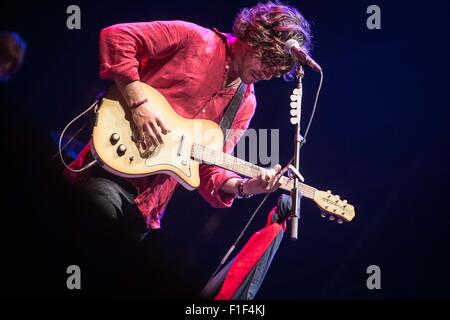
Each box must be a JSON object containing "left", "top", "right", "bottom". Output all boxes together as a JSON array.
[{"left": 191, "top": 143, "right": 316, "bottom": 199}]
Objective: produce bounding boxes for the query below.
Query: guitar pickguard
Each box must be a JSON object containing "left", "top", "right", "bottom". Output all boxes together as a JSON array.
[{"left": 143, "top": 132, "right": 193, "bottom": 178}]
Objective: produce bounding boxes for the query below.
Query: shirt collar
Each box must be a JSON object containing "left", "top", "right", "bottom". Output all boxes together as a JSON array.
[{"left": 213, "top": 28, "right": 235, "bottom": 55}]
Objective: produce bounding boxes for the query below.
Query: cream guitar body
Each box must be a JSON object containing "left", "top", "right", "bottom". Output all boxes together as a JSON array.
[{"left": 91, "top": 83, "right": 223, "bottom": 190}]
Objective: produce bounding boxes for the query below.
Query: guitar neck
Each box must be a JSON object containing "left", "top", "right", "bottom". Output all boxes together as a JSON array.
[{"left": 191, "top": 143, "right": 317, "bottom": 200}]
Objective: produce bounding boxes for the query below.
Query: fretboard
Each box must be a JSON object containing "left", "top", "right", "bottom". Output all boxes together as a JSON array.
[{"left": 191, "top": 143, "right": 316, "bottom": 199}]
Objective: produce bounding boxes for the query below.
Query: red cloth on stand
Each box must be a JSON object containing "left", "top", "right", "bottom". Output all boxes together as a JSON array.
[{"left": 215, "top": 206, "right": 286, "bottom": 300}]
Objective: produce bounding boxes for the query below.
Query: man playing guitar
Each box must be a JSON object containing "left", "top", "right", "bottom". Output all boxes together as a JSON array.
[{"left": 65, "top": 1, "right": 313, "bottom": 238}]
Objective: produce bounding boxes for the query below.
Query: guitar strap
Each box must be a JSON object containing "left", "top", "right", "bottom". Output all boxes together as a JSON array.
[{"left": 219, "top": 82, "right": 247, "bottom": 142}]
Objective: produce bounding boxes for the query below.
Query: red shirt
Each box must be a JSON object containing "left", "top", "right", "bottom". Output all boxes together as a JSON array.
[{"left": 66, "top": 20, "right": 257, "bottom": 229}]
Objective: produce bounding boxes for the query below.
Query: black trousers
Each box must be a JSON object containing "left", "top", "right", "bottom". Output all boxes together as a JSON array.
[
  {"left": 73, "top": 166, "right": 202, "bottom": 298},
  {"left": 83, "top": 166, "right": 149, "bottom": 242}
]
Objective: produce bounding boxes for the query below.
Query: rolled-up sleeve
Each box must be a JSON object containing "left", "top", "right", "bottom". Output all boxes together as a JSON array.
[
  {"left": 98, "top": 20, "right": 191, "bottom": 82},
  {"left": 197, "top": 165, "right": 241, "bottom": 208},
  {"left": 197, "top": 87, "right": 257, "bottom": 208}
]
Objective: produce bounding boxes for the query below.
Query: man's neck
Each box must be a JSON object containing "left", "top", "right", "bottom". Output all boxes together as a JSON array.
[
  {"left": 225, "top": 77, "right": 241, "bottom": 89},
  {"left": 225, "top": 38, "right": 241, "bottom": 87}
]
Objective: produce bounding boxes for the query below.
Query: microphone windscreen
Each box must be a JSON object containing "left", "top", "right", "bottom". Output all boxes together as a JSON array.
[{"left": 285, "top": 39, "right": 300, "bottom": 52}]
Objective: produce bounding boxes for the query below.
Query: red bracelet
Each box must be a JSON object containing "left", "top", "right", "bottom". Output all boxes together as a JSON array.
[{"left": 130, "top": 98, "right": 148, "bottom": 109}]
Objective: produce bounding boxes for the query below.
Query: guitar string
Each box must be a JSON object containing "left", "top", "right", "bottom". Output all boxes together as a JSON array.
[
  {"left": 122, "top": 135, "right": 351, "bottom": 214},
  {"left": 133, "top": 134, "right": 316, "bottom": 198},
  {"left": 191, "top": 144, "right": 317, "bottom": 198}
]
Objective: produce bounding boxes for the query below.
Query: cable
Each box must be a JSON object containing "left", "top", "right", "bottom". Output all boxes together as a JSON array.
[
  {"left": 58, "top": 99, "right": 100, "bottom": 172},
  {"left": 300, "top": 69, "right": 323, "bottom": 148},
  {"left": 51, "top": 122, "right": 87, "bottom": 161}
]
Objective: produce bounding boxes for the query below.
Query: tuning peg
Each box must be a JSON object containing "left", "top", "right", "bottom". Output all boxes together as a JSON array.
[
  {"left": 337, "top": 219, "right": 344, "bottom": 224},
  {"left": 329, "top": 215, "right": 335, "bottom": 221},
  {"left": 320, "top": 212, "right": 327, "bottom": 218}
]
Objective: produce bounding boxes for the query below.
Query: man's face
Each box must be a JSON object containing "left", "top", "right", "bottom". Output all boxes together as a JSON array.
[{"left": 238, "top": 44, "right": 275, "bottom": 84}]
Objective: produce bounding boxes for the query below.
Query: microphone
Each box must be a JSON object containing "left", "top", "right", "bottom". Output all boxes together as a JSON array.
[{"left": 285, "top": 39, "right": 322, "bottom": 73}]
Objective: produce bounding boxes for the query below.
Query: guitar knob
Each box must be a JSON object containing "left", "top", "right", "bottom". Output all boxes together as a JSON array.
[
  {"left": 320, "top": 212, "right": 327, "bottom": 218},
  {"left": 337, "top": 219, "right": 344, "bottom": 224},
  {"left": 117, "top": 144, "right": 127, "bottom": 156},
  {"left": 110, "top": 133, "right": 120, "bottom": 144},
  {"left": 329, "top": 215, "right": 335, "bottom": 221}
]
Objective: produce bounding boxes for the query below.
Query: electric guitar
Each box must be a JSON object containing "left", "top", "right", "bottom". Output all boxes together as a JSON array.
[{"left": 90, "top": 82, "right": 356, "bottom": 223}]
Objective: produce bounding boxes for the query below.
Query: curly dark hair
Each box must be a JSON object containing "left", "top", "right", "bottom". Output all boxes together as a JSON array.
[{"left": 232, "top": 1, "right": 312, "bottom": 80}]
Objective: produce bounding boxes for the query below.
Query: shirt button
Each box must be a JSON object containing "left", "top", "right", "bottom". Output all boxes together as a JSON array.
[
  {"left": 202, "top": 109, "right": 206, "bottom": 113},
  {"left": 225, "top": 65, "right": 229, "bottom": 70}
]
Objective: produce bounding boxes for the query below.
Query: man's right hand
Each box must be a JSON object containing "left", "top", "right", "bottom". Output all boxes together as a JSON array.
[{"left": 131, "top": 102, "right": 170, "bottom": 149}]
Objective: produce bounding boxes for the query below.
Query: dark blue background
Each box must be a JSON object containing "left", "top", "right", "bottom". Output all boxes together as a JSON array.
[{"left": 1, "top": 0, "right": 449, "bottom": 299}]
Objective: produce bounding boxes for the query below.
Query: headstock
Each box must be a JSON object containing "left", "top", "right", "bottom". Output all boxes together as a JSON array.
[{"left": 313, "top": 190, "right": 356, "bottom": 223}]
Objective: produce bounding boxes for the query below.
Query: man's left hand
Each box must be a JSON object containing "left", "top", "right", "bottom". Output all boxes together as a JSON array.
[{"left": 244, "top": 164, "right": 282, "bottom": 195}]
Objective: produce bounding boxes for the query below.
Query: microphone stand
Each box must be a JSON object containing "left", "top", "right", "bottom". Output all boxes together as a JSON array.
[{"left": 290, "top": 65, "right": 305, "bottom": 241}]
